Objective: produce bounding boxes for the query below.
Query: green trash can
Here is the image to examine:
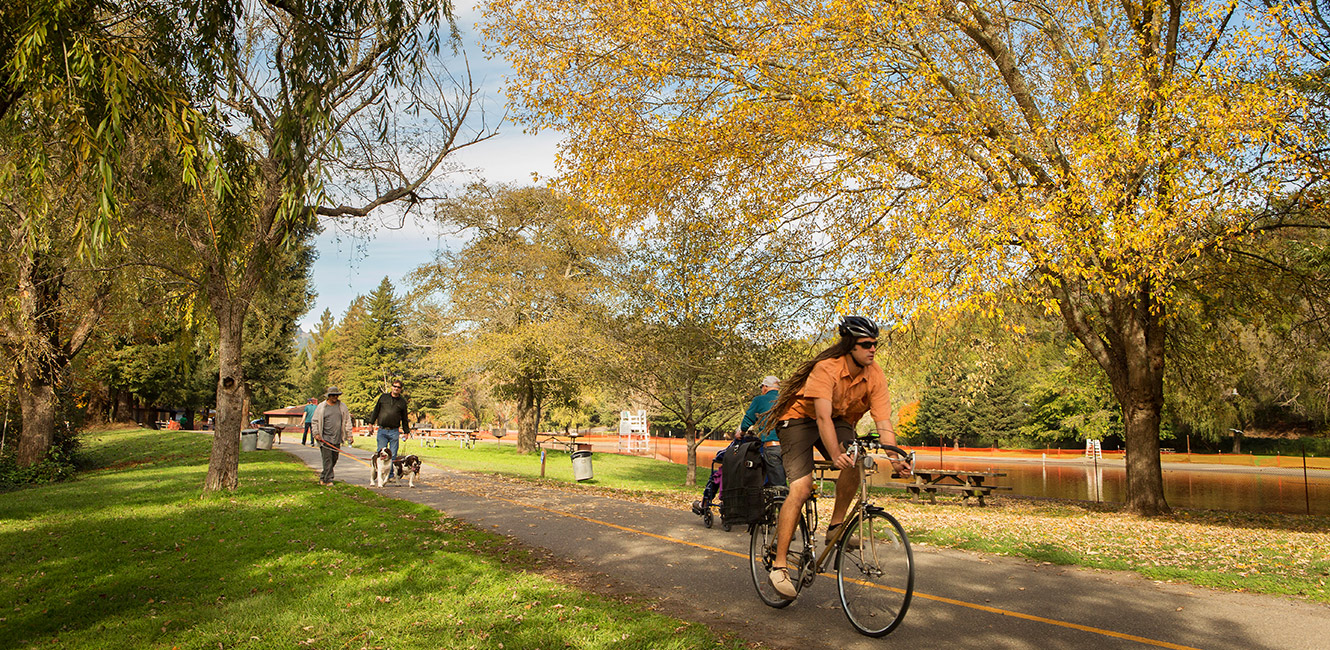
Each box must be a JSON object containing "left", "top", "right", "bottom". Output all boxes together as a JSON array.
[{"left": 241, "top": 429, "right": 259, "bottom": 452}]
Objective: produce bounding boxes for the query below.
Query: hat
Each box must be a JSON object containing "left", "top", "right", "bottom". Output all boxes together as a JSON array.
[
  {"left": 762, "top": 375, "right": 780, "bottom": 388},
  {"left": 325, "top": 386, "right": 343, "bottom": 396}
]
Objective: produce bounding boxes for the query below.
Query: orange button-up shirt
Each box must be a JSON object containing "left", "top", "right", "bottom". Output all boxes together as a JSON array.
[{"left": 779, "top": 355, "right": 892, "bottom": 425}]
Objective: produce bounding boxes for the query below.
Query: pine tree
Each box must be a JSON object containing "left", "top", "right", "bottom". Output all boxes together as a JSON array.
[
  {"left": 343, "top": 278, "right": 407, "bottom": 415},
  {"left": 300, "top": 309, "right": 336, "bottom": 400}
]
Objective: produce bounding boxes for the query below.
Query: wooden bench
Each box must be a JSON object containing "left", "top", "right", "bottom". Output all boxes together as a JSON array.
[{"left": 905, "top": 469, "right": 1011, "bottom": 506}]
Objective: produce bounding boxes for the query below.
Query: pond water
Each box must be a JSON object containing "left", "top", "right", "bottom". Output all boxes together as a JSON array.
[
  {"left": 896, "top": 459, "right": 1330, "bottom": 516},
  {"left": 648, "top": 438, "right": 1328, "bottom": 515}
]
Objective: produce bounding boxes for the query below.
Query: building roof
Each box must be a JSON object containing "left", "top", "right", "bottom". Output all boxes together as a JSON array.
[{"left": 264, "top": 405, "right": 308, "bottom": 417}]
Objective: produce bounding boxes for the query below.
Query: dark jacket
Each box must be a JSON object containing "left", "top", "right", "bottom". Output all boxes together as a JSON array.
[{"left": 369, "top": 393, "right": 410, "bottom": 433}]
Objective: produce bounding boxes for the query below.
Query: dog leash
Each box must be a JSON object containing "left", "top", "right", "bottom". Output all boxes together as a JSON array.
[{"left": 314, "top": 438, "right": 374, "bottom": 469}]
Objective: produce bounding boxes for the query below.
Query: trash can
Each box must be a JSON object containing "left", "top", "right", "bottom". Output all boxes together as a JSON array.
[
  {"left": 571, "top": 450, "right": 594, "bottom": 481},
  {"left": 256, "top": 426, "right": 275, "bottom": 450},
  {"left": 241, "top": 429, "right": 259, "bottom": 452}
]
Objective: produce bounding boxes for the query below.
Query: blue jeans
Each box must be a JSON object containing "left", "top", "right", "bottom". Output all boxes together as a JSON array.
[
  {"left": 301, "top": 423, "right": 313, "bottom": 445},
  {"left": 376, "top": 428, "right": 400, "bottom": 477}
]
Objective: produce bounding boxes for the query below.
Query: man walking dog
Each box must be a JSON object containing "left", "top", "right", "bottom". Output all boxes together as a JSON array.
[
  {"left": 311, "top": 386, "right": 354, "bottom": 486},
  {"left": 369, "top": 380, "right": 410, "bottom": 482}
]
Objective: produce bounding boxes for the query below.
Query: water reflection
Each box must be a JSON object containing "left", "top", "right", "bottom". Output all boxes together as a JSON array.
[{"left": 891, "top": 459, "right": 1330, "bottom": 515}]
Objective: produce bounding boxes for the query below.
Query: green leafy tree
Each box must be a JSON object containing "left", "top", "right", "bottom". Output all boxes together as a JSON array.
[
  {"left": 299, "top": 308, "right": 337, "bottom": 401},
  {"left": 0, "top": 0, "right": 242, "bottom": 466},
  {"left": 915, "top": 371, "right": 971, "bottom": 448},
  {"left": 412, "top": 184, "right": 613, "bottom": 452},
  {"left": 595, "top": 211, "right": 807, "bottom": 485},
  {"left": 342, "top": 277, "right": 408, "bottom": 415},
  {"left": 178, "top": 0, "right": 492, "bottom": 492}
]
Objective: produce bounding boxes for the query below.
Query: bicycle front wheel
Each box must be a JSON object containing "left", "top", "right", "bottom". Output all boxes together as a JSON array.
[
  {"left": 836, "top": 509, "right": 914, "bottom": 637},
  {"left": 750, "top": 498, "right": 811, "bottom": 608}
]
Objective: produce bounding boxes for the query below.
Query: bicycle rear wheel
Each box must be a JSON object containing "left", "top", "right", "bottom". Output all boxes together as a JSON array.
[
  {"left": 750, "top": 497, "right": 811, "bottom": 608},
  {"left": 836, "top": 508, "right": 914, "bottom": 636}
]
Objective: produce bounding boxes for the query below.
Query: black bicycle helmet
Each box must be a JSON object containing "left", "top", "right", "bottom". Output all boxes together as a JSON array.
[{"left": 838, "top": 315, "right": 879, "bottom": 339}]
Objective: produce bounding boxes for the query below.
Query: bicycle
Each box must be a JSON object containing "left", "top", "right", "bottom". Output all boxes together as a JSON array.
[{"left": 749, "top": 436, "right": 916, "bottom": 637}]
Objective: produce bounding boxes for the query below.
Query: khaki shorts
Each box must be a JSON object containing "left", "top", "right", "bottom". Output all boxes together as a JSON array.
[{"left": 776, "top": 418, "right": 855, "bottom": 482}]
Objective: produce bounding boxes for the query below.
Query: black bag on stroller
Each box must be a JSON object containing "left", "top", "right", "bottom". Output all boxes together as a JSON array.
[
  {"left": 719, "top": 437, "right": 766, "bottom": 528},
  {"left": 692, "top": 439, "right": 737, "bottom": 529}
]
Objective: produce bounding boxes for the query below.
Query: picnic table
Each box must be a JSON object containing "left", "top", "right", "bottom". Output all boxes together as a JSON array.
[
  {"left": 538, "top": 433, "right": 589, "bottom": 454},
  {"left": 905, "top": 468, "right": 1010, "bottom": 506},
  {"left": 411, "top": 428, "right": 478, "bottom": 448}
]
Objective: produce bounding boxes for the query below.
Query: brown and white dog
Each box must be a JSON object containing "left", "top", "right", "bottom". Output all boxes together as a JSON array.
[
  {"left": 391, "top": 454, "right": 422, "bottom": 488},
  {"left": 370, "top": 447, "right": 393, "bottom": 487}
]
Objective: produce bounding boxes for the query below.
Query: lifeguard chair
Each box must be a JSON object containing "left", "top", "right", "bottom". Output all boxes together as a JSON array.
[
  {"left": 618, "top": 410, "right": 650, "bottom": 454},
  {"left": 1084, "top": 439, "right": 1103, "bottom": 460}
]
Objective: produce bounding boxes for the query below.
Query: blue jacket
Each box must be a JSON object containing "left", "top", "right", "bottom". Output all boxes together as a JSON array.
[{"left": 741, "top": 389, "right": 779, "bottom": 442}]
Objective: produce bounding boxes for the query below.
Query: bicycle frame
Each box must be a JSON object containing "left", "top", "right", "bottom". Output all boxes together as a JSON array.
[
  {"left": 795, "top": 439, "right": 914, "bottom": 582},
  {"left": 750, "top": 436, "right": 916, "bottom": 636}
]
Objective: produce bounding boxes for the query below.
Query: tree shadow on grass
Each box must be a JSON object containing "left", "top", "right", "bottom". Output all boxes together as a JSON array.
[{"left": 2, "top": 450, "right": 738, "bottom": 650}]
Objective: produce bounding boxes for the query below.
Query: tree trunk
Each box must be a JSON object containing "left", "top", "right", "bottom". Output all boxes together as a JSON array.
[
  {"left": 8, "top": 248, "right": 105, "bottom": 466},
  {"left": 684, "top": 419, "right": 699, "bottom": 487},
  {"left": 204, "top": 304, "right": 245, "bottom": 492},
  {"left": 15, "top": 372, "right": 56, "bottom": 466},
  {"left": 1056, "top": 279, "right": 1170, "bottom": 515},
  {"left": 1231, "top": 430, "right": 1243, "bottom": 454},
  {"left": 84, "top": 382, "right": 110, "bottom": 425},
  {"left": 515, "top": 380, "right": 537, "bottom": 453},
  {"left": 1120, "top": 377, "right": 1168, "bottom": 515}
]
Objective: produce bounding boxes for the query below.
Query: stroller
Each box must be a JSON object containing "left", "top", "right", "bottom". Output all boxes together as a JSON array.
[
  {"left": 691, "top": 436, "right": 749, "bottom": 531},
  {"left": 691, "top": 455, "right": 726, "bottom": 529}
]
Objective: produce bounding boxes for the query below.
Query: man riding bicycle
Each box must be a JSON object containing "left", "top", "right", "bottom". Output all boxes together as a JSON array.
[{"left": 762, "top": 315, "right": 910, "bottom": 599}]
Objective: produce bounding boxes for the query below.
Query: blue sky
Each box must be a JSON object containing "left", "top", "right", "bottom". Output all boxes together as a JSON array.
[{"left": 301, "top": 8, "right": 560, "bottom": 330}]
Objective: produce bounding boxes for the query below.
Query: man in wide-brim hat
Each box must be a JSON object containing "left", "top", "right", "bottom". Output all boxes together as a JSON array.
[{"left": 311, "top": 386, "right": 354, "bottom": 485}]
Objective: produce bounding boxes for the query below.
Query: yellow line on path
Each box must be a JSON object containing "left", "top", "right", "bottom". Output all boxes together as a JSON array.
[{"left": 467, "top": 487, "right": 1200, "bottom": 650}]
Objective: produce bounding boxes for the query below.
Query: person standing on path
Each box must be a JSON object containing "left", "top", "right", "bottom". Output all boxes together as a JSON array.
[
  {"left": 369, "top": 380, "right": 410, "bottom": 481},
  {"left": 762, "top": 316, "right": 909, "bottom": 600},
  {"left": 301, "top": 397, "right": 317, "bottom": 446},
  {"left": 312, "top": 386, "right": 353, "bottom": 486},
  {"left": 741, "top": 375, "right": 785, "bottom": 486}
]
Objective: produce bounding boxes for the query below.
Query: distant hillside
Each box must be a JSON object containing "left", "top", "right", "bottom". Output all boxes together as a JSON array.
[{"left": 294, "top": 328, "right": 314, "bottom": 355}]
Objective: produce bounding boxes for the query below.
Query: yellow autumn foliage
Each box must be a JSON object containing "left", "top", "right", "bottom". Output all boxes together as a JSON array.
[
  {"left": 485, "top": 0, "right": 1319, "bottom": 319},
  {"left": 484, "top": 0, "right": 1327, "bottom": 514}
]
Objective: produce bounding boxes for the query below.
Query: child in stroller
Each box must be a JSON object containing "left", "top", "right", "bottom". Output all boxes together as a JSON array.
[{"left": 691, "top": 456, "right": 726, "bottom": 529}]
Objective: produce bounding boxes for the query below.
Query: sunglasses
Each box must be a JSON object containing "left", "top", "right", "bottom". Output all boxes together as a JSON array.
[{"left": 855, "top": 340, "right": 879, "bottom": 350}]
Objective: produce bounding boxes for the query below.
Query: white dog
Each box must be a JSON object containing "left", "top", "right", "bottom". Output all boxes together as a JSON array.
[{"left": 370, "top": 447, "right": 393, "bottom": 487}]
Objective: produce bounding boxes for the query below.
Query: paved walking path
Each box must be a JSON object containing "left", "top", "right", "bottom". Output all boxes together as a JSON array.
[{"left": 280, "top": 441, "right": 1330, "bottom": 650}]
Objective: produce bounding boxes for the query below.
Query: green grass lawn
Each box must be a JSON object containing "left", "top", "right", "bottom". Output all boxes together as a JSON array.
[
  {"left": 0, "top": 427, "right": 750, "bottom": 650},
  {"left": 370, "top": 437, "right": 1330, "bottom": 604}
]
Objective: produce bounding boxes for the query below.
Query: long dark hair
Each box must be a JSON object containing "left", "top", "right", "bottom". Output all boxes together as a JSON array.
[{"left": 759, "top": 336, "right": 858, "bottom": 431}]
